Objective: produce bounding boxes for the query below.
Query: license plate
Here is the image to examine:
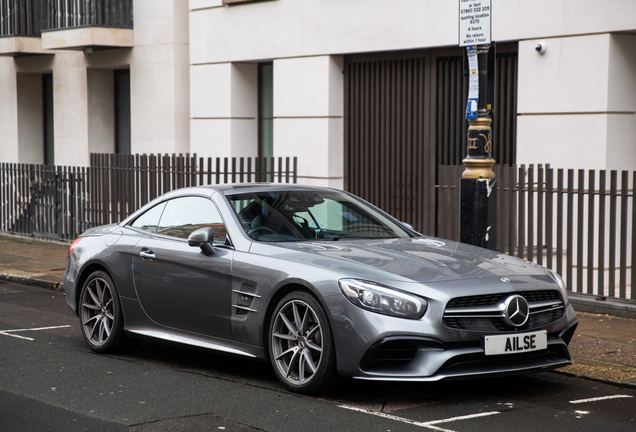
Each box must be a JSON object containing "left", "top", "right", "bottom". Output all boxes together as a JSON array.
[{"left": 484, "top": 330, "right": 547, "bottom": 355}]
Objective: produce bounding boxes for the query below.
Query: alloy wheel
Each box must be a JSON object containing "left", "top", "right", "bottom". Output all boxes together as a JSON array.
[
  {"left": 80, "top": 277, "right": 115, "bottom": 347},
  {"left": 271, "top": 299, "right": 324, "bottom": 386}
]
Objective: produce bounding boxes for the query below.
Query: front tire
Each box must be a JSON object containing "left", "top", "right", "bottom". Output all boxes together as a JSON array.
[
  {"left": 79, "top": 271, "right": 130, "bottom": 353},
  {"left": 269, "top": 291, "right": 338, "bottom": 394}
]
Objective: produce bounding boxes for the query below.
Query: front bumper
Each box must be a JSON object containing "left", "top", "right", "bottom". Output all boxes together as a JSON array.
[
  {"left": 62, "top": 262, "right": 80, "bottom": 316},
  {"left": 327, "top": 292, "right": 578, "bottom": 381}
]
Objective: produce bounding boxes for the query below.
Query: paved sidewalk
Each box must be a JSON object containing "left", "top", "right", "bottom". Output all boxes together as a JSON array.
[
  {"left": 0, "top": 232, "right": 635, "bottom": 388},
  {"left": 0, "top": 233, "right": 69, "bottom": 291}
]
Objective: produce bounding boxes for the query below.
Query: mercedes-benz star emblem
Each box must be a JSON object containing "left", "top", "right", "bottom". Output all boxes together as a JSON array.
[{"left": 504, "top": 295, "right": 529, "bottom": 327}]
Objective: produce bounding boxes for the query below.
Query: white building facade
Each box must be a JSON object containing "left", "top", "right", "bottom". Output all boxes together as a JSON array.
[
  {"left": 0, "top": 0, "right": 190, "bottom": 166},
  {"left": 1, "top": 0, "right": 635, "bottom": 182},
  {"left": 189, "top": 0, "right": 636, "bottom": 189}
]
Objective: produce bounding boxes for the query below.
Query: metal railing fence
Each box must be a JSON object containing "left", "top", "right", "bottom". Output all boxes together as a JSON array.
[
  {"left": 1, "top": 158, "right": 632, "bottom": 302},
  {"left": 42, "top": 0, "right": 133, "bottom": 30},
  {"left": 0, "top": 0, "right": 43, "bottom": 37},
  {"left": 1, "top": 0, "right": 133, "bottom": 36},
  {"left": 0, "top": 153, "right": 297, "bottom": 241},
  {"left": 437, "top": 164, "right": 635, "bottom": 301}
]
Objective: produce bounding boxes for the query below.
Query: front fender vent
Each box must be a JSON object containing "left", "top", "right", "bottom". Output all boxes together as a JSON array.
[{"left": 233, "top": 283, "right": 260, "bottom": 316}]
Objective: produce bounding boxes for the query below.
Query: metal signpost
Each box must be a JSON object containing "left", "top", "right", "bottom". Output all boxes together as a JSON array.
[{"left": 458, "top": 0, "right": 497, "bottom": 250}]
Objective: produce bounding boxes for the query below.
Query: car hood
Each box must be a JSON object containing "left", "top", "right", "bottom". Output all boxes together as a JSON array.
[{"left": 269, "top": 237, "right": 547, "bottom": 284}]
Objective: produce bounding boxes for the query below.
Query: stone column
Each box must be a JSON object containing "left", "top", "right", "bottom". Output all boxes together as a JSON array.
[
  {"left": 0, "top": 58, "right": 19, "bottom": 162},
  {"left": 190, "top": 62, "right": 258, "bottom": 159},
  {"left": 52, "top": 51, "right": 90, "bottom": 166},
  {"left": 273, "top": 55, "right": 344, "bottom": 188}
]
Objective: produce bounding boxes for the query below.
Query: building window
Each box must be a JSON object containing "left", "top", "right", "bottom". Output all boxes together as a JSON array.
[
  {"left": 42, "top": 73, "right": 54, "bottom": 165},
  {"left": 258, "top": 62, "right": 273, "bottom": 160},
  {"left": 115, "top": 69, "right": 131, "bottom": 154}
]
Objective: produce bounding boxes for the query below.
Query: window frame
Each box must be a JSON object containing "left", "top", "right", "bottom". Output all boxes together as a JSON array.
[{"left": 128, "top": 195, "right": 234, "bottom": 248}]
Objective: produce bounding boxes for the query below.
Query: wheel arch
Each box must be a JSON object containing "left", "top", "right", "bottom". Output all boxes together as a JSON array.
[
  {"left": 261, "top": 280, "right": 337, "bottom": 365},
  {"left": 74, "top": 262, "right": 114, "bottom": 312}
]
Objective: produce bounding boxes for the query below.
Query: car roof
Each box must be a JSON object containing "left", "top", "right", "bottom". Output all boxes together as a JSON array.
[{"left": 200, "top": 183, "right": 335, "bottom": 196}]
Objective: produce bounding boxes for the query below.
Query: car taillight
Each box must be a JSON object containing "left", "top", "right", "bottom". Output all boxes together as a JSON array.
[{"left": 68, "top": 238, "right": 82, "bottom": 261}]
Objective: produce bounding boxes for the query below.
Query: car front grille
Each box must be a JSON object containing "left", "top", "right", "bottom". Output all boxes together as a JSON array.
[{"left": 443, "top": 290, "right": 565, "bottom": 331}]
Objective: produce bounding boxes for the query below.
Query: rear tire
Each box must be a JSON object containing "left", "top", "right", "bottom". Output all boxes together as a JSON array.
[
  {"left": 79, "top": 271, "right": 133, "bottom": 353},
  {"left": 269, "top": 291, "right": 339, "bottom": 394}
]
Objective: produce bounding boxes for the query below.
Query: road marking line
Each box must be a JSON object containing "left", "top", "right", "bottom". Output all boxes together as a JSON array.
[
  {"left": 569, "top": 395, "right": 633, "bottom": 404},
  {"left": 0, "top": 332, "right": 34, "bottom": 341},
  {"left": 0, "top": 325, "right": 71, "bottom": 341},
  {"left": 339, "top": 404, "right": 500, "bottom": 431}
]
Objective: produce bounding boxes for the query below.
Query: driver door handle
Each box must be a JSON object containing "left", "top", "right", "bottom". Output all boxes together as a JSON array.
[{"left": 139, "top": 249, "right": 155, "bottom": 261}]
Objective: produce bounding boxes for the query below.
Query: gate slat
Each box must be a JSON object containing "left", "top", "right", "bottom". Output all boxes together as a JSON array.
[
  {"left": 609, "top": 171, "right": 617, "bottom": 298},
  {"left": 598, "top": 171, "right": 606, "bottom": 296},
  {"left": 587, "top": 170, "right": 595, "bottom": 295},
  {"left": 619, "top": 171, "right": 629, "bottom": 299}
]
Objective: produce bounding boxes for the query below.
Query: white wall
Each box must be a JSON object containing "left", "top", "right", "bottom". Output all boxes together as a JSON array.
[
  {"left": 126, "top": 0, "right": 190, "bottom": 155},
  {"left": 0, "top": 57, "right": 19, "bottom": 162},
  {"left": 189, "top": 0, "right": 459, "bottom": 65},
  {"left": 517, "top": 33, "right": 636, "bottom": 170},
  {"left": 190, "top": 0, "right": 636, "bottom": 64},
  {"left": 606, "top": 34, "right": 636, "bottom": 171},
  {"left": 492, "top": 0, "right": 636, "bottom": 41},
  {"left": 190, "top": 62, "right": 258, "bottom": 158},
  {"left": 273, "top": 56, "right": 344, "bottom": 187},
  {"left": 53, "top": 51, "right": 91, "bottom": 166}
]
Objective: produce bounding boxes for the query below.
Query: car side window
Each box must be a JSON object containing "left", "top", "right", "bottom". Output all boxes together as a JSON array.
[
  {"left": 156, "top": 196, "right": 228, "bottom": 245},
  {"left": 130, "top": 202, "right": 166, "bottom": 233}
]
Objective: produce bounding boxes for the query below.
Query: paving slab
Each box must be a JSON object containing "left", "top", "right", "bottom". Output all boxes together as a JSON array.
[{"left": 0, "top": 234, "right": 69, "bottom": 290}]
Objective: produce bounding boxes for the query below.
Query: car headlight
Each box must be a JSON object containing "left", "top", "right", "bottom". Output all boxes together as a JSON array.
[
  {"left": 546, "top": 269, "right": 569, "bottom": 303},
  {"left": 338, "top": 279, "right": 427, "bottom": 319}
]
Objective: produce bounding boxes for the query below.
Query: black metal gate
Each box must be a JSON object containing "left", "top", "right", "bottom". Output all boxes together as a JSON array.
[{"left": 345, "top": 45, "right": 518, "bottom": 235}]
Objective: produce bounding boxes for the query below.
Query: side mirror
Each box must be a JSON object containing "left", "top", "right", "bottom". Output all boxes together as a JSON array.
[
  {"left": 401, "top": 221, "right": 415, "bottom": 231},
  {"left": 188, "top": 227, "right": 215, "bottom": 256}
]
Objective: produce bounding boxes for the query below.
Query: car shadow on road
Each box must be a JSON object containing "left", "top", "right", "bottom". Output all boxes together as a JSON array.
[{"left": 109, "top": 337, "right": 575, "bottom": 410}]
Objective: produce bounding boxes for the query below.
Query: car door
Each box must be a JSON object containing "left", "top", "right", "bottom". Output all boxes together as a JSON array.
[{"left": 131, "top": 195, "right": 233, "bottom": 339}]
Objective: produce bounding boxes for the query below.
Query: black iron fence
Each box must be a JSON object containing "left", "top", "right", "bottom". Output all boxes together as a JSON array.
[
  {"left": 1, "top": 158, "right": 632, "bottom": 302},
  {"left": 0, "top": 0, "right": 133, "bottom": 36},
  {"left": 438, "top": 164, "right": 635, "bottom": 302},
  {"left": 42, "top": 0, "right": 133, "bottom": 30},
  {"left": 0, "top": 0, "right": 43, "bottom": 36},
  {"left": 0, "top": 153, "right": 297, "bottom": 241}
]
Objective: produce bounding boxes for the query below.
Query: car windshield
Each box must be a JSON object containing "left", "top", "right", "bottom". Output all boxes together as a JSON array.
[{"left": 225, "top": 189, "right": 412, "bottom": 242}]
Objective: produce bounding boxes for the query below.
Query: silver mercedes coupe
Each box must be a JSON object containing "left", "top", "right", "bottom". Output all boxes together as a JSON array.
[{"left": 64, "top": 184, "right": 578, "bottom": 394}]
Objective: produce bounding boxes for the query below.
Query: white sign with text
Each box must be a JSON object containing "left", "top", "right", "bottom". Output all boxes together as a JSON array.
[{"left": 459, "top": 0, "right": 491, "bottom": 47}]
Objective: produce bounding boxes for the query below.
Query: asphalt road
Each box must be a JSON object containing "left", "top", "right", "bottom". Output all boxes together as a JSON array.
[{"left": 1, "top": 279, "right": 635, "bottom": 432}]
